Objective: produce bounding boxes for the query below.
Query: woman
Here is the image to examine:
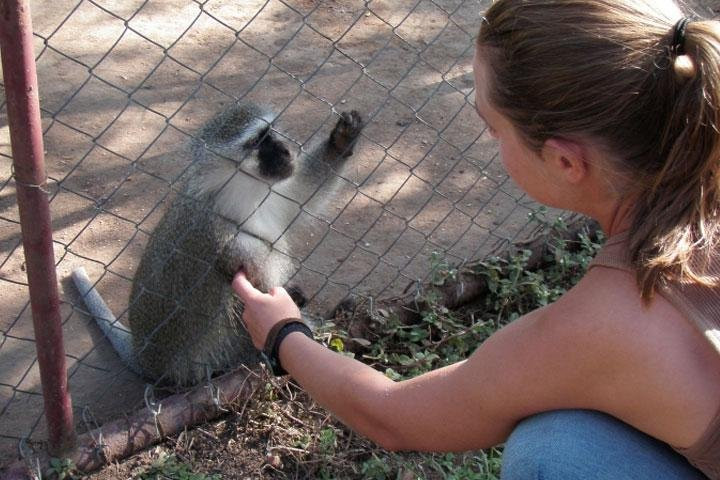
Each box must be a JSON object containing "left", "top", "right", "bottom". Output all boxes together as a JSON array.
[{"left": 232, "top": 0, "right": 720, "bottom": 478}]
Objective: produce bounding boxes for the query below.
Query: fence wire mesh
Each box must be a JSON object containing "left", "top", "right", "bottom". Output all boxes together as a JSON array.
[{"left": 0, "top": 0, "right": 583, "bottom": 466}]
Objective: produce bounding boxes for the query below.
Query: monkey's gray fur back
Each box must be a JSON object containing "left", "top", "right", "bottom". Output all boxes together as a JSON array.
[{"left": 73, "top": 101, "right": 364, "bottom": 387}]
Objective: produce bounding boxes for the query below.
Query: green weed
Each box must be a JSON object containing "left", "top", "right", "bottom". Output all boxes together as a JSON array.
[
  {"left": 317, "top": 216, "right": 603, "bottom": 479},
  {"left": 46, "top": 458, "right": 77, "bottom": 480},
  {"left": 137, "top": 452, "right": 220, "bottom": 480}
]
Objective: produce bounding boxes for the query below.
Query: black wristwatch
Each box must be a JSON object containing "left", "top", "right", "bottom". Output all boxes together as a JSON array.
[{"left": 261, "top": 318, "right": 313, "bottom": 376}]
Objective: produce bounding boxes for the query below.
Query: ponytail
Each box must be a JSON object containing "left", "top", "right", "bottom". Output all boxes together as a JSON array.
[{"left": 632, "top": 19, "right": 720, "bottom": 299}]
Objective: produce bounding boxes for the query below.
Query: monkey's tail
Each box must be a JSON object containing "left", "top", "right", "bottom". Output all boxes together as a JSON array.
[{"left": 71, "top": 267, "right": 142, "bottom": 376}]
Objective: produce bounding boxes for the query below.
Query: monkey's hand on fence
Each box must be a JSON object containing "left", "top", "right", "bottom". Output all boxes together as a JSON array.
[
  {"left": 232, "top": 271, "right": 301, "bottom": 350},
  {"left": 329, "top": 110, "right": 364, "bottom": 158}
]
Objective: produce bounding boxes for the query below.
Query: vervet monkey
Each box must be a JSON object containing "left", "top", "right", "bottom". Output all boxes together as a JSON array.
[{"left": 73, "top": 102, "right": 364, "bottom": 386}]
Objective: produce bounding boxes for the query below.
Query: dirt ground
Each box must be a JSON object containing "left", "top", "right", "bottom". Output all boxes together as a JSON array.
[{"left": 1, "top": 0, "right": 718, "bottom": 474}]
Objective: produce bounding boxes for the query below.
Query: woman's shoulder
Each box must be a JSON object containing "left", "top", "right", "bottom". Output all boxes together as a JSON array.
[
  {"left": 545, "top": 263, "right": 720, "bottom": 448},
  {"left": 556, "top": 258, "right": 651, "bottom": 320},
  {"left": 561, "top": 228, "right": 685, "bottom": 329},
  {"left": 551, "top": 259, "right": 698, "bottom": 350}
]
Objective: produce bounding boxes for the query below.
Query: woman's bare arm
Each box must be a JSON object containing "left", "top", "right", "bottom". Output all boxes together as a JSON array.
[{"left": 234, "top": 269, "right": 720, "bottom": 452}]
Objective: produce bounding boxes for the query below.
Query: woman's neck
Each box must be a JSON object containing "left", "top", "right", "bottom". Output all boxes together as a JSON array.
[{"left": 596, "top": 194, "right": 635, "bottom": 237}]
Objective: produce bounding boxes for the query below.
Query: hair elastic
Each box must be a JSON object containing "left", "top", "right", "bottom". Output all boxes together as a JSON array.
[{"left": 672, "top": 17, "right": 691, "bottom": 56}]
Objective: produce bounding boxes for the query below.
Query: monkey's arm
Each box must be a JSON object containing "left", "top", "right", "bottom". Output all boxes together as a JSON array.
[
  {"left": 297, "top": 111, "right": 364, "bottom": 181},
  {"left": 328, "top": 110, "right": 363, "bottom": 159},
  {"left": 212, "top": 224, "right": 249, "bottom": 280},
  {"left": 212, "top": 220, "right": 279, "bottom": 291}
]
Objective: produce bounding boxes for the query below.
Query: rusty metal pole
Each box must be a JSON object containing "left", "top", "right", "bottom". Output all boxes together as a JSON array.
[{"left": 0, "top": 0, "right": 76, "bottom": 455}]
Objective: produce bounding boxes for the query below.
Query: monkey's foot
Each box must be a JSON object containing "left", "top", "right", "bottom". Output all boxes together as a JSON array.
[
  {"left": 330, "top": 110, "right": 364, "bottom": 157},
  {"left": 287, "top": 285, "right": 308, "bottom": 308},
  {"left": 325, "top": 296, "right": 357, "bottom": 320}
]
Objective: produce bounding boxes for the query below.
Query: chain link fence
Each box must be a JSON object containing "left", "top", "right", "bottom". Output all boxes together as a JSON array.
[{"left": 0, "top": 0, "right": 579, "bottom": 468}]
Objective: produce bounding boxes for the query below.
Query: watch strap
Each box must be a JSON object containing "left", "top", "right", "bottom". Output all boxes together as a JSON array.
[{"left": 262, "top": 318, "right": 313, "bottom": 376}]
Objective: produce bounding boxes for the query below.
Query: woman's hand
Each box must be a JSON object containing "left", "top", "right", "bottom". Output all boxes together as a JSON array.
[{"left": 231, "top": 271, "right": 302, "bottom": 350}]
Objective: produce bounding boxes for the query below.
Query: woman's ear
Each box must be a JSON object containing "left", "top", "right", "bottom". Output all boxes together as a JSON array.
[{"left": 541, "top": 138, "right": 589, "bottom": 184}]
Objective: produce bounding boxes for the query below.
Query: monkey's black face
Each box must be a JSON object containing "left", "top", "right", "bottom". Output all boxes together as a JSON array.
[{"left": 255, "top": 128, "right": 294, "bottom": 181}]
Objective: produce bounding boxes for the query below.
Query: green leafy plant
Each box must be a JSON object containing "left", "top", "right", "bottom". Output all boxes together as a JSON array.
[
  {"left": 474, "top": 226, "right": 604, "bottom": 323},
  {"left": 46, "top": 458, "right": 76, "bottom": 480},
  {"left": 318, "top": 427, "right": 338, "bottom": 455},
  {"left": 324, "top": 219, "right": 604, "bottom": 478},
  {"left": 357, "top": 449, "right": 503, "bottom": 480},
  {"left": 360, "top": 453, "right": 394, "bottom": 479},
  {"left": 429, "top": 250, "right": 459, "bottom": 286},
  {"left": 138, "top": 452, "right": 220, "bottom": 480}
]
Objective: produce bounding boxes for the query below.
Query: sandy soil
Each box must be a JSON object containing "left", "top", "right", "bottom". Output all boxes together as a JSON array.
[{"left": 1, "top": 0, "right": 717, "bottom": 471}]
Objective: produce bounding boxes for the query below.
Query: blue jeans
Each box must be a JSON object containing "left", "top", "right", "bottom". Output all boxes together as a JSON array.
[{"left": 501, "top": 410, "right": 708, "bottom": 480}]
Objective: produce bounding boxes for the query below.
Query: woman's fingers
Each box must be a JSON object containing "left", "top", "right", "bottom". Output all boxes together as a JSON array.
[
  {"left": 231, "top": 271, "right": 302, "bottom": 350},
  {"left": 232, "top": 271, "right": 263, "bottom": 301}
]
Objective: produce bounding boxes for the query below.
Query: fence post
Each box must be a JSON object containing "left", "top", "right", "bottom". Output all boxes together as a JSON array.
[{"left": 0, "top": 0, "right": 76, "bottom": 456}]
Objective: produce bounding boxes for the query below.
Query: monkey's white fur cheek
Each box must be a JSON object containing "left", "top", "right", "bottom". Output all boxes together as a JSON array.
[{"left": 200, "top": 166, "right": 269, "bottom": 224}]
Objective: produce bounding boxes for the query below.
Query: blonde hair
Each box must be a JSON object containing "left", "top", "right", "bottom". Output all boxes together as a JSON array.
[{"left": 477, "top": 0, "right": 720, "bottom": 300}]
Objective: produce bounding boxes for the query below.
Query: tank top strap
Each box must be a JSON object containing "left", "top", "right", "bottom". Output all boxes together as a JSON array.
[
  {"left": 588, "top": 231, "right": 633, "bottom": 272},
  {"left": 673, "top": 404, "right": 720, "bottom": 478}
]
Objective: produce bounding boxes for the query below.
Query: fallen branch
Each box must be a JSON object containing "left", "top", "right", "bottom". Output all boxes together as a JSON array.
[
  {"left": 377, "top": 217, "right": 599, "bottom": 324},
  {"left": 1, "top": 367, "right": 262, "bottom": 479}
]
